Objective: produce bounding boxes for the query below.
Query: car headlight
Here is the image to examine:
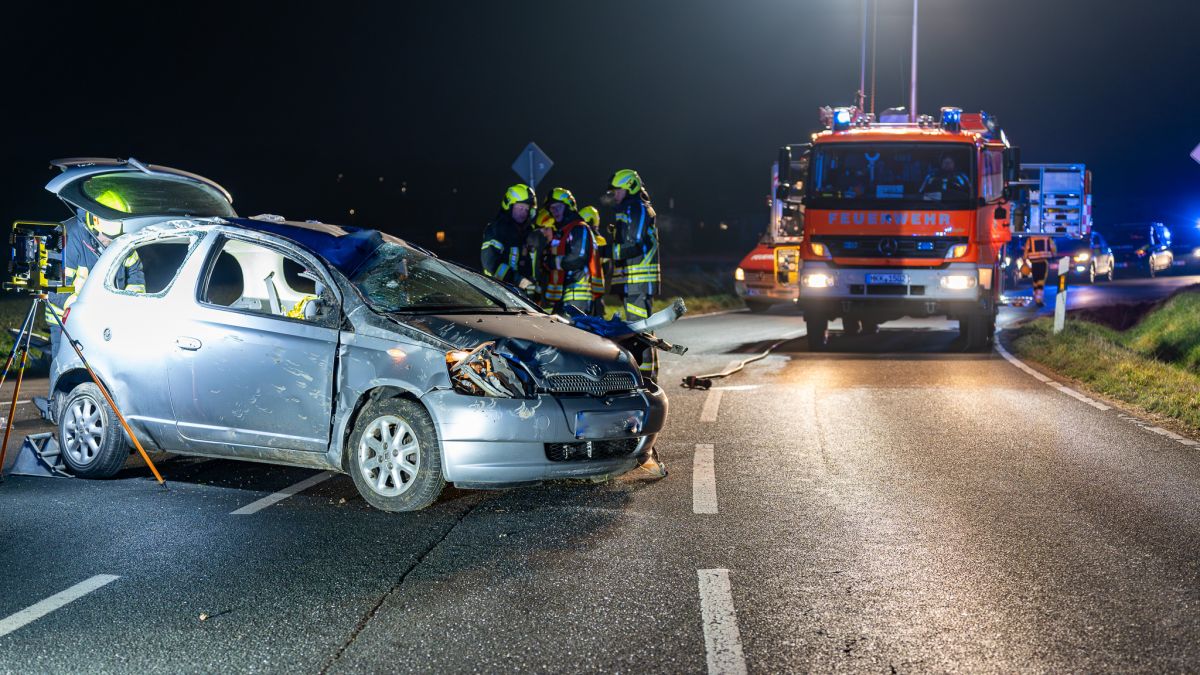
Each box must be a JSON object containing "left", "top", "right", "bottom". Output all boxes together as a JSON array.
[
  {"left": 802, "top": 272, "right": 833, "bottom": 288},
  {"left": 734, "top": 267, "right": 745, "bottom": 281},
  {"left": 1074, "top": 252, "right": 1090, "bottom": 262},
  {"left": 945, "top": 244, "right": 969, "bottom": 259},
  {"left": 940, "top": 275, "right": 977, "bottom": 290},
  {"left": 446, "top": 342, "right": 528, "bottom": 398}
]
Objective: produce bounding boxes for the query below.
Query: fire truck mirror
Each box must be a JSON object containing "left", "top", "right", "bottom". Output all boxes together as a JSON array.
[
  {"left": 777, "top": 147, "right": 793, "bottom": 185},
  {"left": 1003, "top": 146, "right": 1021, "bottom": 183}
]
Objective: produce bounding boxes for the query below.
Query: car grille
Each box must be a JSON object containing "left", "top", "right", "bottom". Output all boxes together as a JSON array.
[
  {"left": 545, "top": 438, "right": 641, "bottom": 462},
  {"left": 546, "top": 372, "right": 638, "bottom": 396},
  {"left": 817, "top": 236, "right": 967, "bottom": 259}
]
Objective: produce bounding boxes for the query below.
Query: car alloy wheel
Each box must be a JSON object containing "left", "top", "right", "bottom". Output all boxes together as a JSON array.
[
  {"left": 356, "top": 415, "right": 421, "bottom": 497},
  {"left": 63, "top": 396, "right": 105, "bottom": 467}
]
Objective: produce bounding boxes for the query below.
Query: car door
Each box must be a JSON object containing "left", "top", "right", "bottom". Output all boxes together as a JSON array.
[
  {"left": 167, "top": 233, "right": 340, "bottom": 455},
  {"left": 45, "top": 157, "right": 236, "bottom": 235}
]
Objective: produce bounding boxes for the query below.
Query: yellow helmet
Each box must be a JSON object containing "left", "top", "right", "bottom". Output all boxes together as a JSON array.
[
  {"left": 535, "top": 208, "right": 555, "bottom": 229},
  {"left": 579, "top": 205, "right": 600, "bottom": 228},
  {"left": 500, "top": 183, "right": 537, "bottom": 211},
  {"left": 83, "top": 190, "right": 130, "bottom": 237},
  {"left": 609, "top": 169, "right": 642, "bottom": 195},
  {"left": 546, "top": 187, "right": 578, "bottom": 213}
]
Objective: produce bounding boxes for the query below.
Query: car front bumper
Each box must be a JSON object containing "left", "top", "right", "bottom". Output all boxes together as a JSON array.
[
  {"left": 796, "top": 262, "right": 991, "bottom": 319},
  {"left": 423, "top": 383, "right": 667, "bottom": 486}
]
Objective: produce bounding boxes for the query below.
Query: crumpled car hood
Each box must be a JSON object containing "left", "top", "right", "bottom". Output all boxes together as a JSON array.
[{"left": 394, "top": 312, "right": 635, "bottom": 379}]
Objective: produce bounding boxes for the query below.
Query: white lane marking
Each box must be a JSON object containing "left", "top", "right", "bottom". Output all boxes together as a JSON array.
[
  {"left": 0, "top": 400, "right": 31, "bottom": 408},
  {"left": 0, "top": 575, "right": 120, "bottom": 639},
  {"left": 697, "top": 569, "right": 748, "bottom": 675},
  {"left": 693, "top": 444, "right": 717, "bottom": 514},
  {"left": 995, "top": 341, "right": 1110, "bottom": 410},
  {"left": 700, "top": 390, "right": 724, "bottom": 423},
  {"left": 710, "top": 385, "right": 761, "bottom": 392},
  {"left": 230, "top": 471, "right": 335, "bottom": 515}
]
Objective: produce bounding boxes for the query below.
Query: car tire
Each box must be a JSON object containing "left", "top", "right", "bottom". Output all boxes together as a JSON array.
[
  {"left": 806, "top": 314, "right": 829, "bottom": 351},
  {"left": 842, "top": 314, "right": 863, "bottom": 336},
  {"left": 959, "top": 312, "right": 993, "bottom": 352},
  {"left": 347, "top": 397, "right": 444, "bottom": 512},
  {"left": 746, "top": 300, "right": 771, "bottom": 313},
  {"left": 1149, "top": 262, "right": 1156, "bottom": 278},
  {"left": 1106, "top": 260, "right": 1114, "bottom": 282},
  {"left": 1087, "top": 263, "right": 1096, "bottom": 284},
  {"left": 58, "top": 382, "right": 128, "bottom": 478}
]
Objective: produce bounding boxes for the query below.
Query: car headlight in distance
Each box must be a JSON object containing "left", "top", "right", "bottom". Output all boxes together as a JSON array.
[
  {"left": 802, "top": 273, "right": 833, "bottom": 288},
  {"left": 940, "top": 275, "right": 977, "bottom": 290},
  {"left": 734, "top": 267, "right": 745, "bottom": 281},
  {"left": 446, "top": 342, "right": 526, "bottom": 398},
  {"left": 1193, "top": 247, "right": 1200, "bottom": 258},
  {"left": 1074, "top": 252, "right": 1090, "bottom": 262},
  {"left": 945, "top": 243, "right": 969, "bottom": 259}
]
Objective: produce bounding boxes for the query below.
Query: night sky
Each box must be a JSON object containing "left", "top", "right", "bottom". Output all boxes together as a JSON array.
[{"left": 6, "top": 0, "right": 1200, "bottom": 261}]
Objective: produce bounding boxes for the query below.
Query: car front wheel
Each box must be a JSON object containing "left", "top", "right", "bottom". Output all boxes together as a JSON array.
[
  {"left": 347, "top": 397, "right": 444, "bottom": 512},
  {"left": 58, "top": 383, "right": 128, "bottom": 478}
]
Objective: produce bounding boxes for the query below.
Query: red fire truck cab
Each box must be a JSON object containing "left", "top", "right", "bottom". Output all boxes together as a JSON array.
[
  {"left": 734, "top": 145, "right": 807, "bottom": 312},
  {"left": 796, "top": 106, "right": 1019, "bottom": 351}
]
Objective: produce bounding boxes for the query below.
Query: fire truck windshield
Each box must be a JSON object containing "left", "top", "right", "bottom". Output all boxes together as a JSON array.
[{"left": 808, "top": 143, "right": 975, "bottom": 210}]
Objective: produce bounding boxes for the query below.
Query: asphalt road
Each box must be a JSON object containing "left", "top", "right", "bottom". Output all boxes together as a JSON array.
[{"left": 1, "top": 275, "right": 1199, "bottom": 673}]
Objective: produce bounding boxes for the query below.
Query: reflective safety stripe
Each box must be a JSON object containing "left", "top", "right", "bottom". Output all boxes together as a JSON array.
[
  {"left": 624, "top": 302, "right": 649, "bottom": 318},
  {"left": 481, "top": 239, "right": 503, "bottom": 250},
  {"left": 123, "top": 251, "right": 140, "bottom": 268},
  {"left": 124, "top": 284, "right": 147, "bottom": 294},
  {"left": 496, "top": 263, "right": 510, "bottom": 278}
]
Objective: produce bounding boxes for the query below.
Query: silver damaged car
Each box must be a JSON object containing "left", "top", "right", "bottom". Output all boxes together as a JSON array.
[{"left": 47, "top": 166, "right": 667, "bottom": 511}]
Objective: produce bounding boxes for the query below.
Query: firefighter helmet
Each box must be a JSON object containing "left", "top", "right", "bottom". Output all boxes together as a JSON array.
[
  {"left": 609, "top": 169, "right": 642, "bottom": 195},
  {"left": 546, "top": 187, "right": 578, "bottom": 212},
  {"left": 500, "top": 183, "right": 537, "bottom": 211},
  {"left": 579, "top": 205, "right": 600, "bottom": 228},
  {"left": 83, "top": 189, "right": 131, "bottom": 237},
  {"left": 535, "top": 208, "right": 556, "bottom": 229}
]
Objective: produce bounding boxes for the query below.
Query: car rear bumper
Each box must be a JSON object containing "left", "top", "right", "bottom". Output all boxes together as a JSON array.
[{"left": 423, "top": 383, "right": 667, "bottom": 485}]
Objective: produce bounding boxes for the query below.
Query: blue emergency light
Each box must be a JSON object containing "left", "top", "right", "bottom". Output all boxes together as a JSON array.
[
  {"left": 940, "top": 107, "right": 962, "bottom": 132},
  {"left": 832, "top": 108, "right": 852, "bottom": 131}
]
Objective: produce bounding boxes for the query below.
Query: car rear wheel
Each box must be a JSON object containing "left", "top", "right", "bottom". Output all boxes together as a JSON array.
[
  {"left": 1106, "top": 260, "right": 1114, "bottom": 281},
  {"left": 347, "top": 397, "right": 444, "bottom": 512},
  {"left": 58, "top": 383, "right": 127, "bottom": 478}
]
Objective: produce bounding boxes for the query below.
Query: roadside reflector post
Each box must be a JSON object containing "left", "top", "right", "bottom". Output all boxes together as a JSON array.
[{"left": 1053, "top": 256, "right": 1069, "bottom": 334}]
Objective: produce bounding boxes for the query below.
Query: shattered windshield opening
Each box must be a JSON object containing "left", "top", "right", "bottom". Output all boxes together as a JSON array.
[
  {"left": 351, "top": 242, "right": 529, "bottom": 313},
  {"left": 807, "top": 143, "right": 976, "bottom": 210}
]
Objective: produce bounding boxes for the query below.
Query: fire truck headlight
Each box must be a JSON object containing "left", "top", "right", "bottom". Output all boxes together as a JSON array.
[
  {"left": 1073, "top": 252, "right": 1090, "bottom": 262},
  {"left": 734, "top": 267, "right": 745, "bottom": 281},
  {"left": 810, "top": 242, "right": 832, "bottom": 259},
  {"left": 945, "top": 244, "right": 969, "bottom": 259},
  {"left": 940, "top": 275, "right": 976, "bottom": 290},
  {"left": 802, "top": 273, "right": 834, "bottom": 288},
  {"left": 1192, "top": 247, "right": 1200, "bottom": 258}
]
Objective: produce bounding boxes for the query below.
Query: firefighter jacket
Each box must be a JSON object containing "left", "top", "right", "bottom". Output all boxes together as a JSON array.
[
  {"left": 523, "top": 227, "right": 553, "bottom": 290},
  {"left": 611, "top": 195, "right": 660, "bottom": 295},
  {"left": 46, "top": 216, "right": 145, "bottom": 325},
  {"left": 545, "top": 217, "right": 604, "bottom": 305},
  {"left": 480, "top": 211, "right": 530, "bottom": 285}
]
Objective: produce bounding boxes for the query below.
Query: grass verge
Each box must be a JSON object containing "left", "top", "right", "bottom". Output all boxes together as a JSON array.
[{"left": 1008, "top": 291, "right": 1200, "bottom": 435}]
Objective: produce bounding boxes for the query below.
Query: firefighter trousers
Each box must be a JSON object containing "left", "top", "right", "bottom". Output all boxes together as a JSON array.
[
  {"left": 1031, "top": 260, "right": 1049, "bottom": 305},
  {"left": 623, "top": 293, "right": 659, "bottom": 382}
]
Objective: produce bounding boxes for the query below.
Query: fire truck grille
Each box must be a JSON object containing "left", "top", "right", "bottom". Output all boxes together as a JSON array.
[
  {"left": 817, "top": 236, "right": 968, "bottom": 259},
  {"left": 546, "top": 373, "right": 638, "bottom": 396},
  {"left": 545, "top": 439, "right": 641, "bottom": 462}
]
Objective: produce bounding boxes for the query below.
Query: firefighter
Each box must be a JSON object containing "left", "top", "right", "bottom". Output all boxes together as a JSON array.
[
  {"left": 521, "top": 206, "right": 557, "bottom": 309},
  {"left": 578, "top": 205, "right": 609, "bottom": 316},
  {"left": 920, "top": 154, "right": 970, "bottom": 197},
  {"left": 544, "top": 188, "right": 603, "bottom": 316},
  {"left": 481, "top": 184, "right": 539, "bottom": 295},
  {"left": 608, "top": 169, "right": 660, "bottom": 378},
  {"left": 1023, "top": 234, "right": 1057, "bottom": 307},
  {"left": 47, "top": 192, "right": 145, "bottom": 359}
]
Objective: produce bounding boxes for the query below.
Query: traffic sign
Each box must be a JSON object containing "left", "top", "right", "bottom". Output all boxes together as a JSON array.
[{"left": 512, "top": 142, "right": 553, "bottom": 189}]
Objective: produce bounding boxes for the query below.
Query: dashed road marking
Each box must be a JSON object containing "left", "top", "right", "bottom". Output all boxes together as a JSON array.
[
  {"left": 0, "top": 575, "right": 120, "bottom": 639},
  {"left": 693, "top": 444, "right": 717, "bottom": 514},
  {"left": 995, "top": 342, "right": 1109, "bottom": 410},
  {"left": 230, "top": 471, "right": 336, "bottom": 515},
  {"left": 700, "top": 390, "right": 724, "bottom": 423},
  {"left": 697, "top": 569, "right": 747, "bottom": 675}
]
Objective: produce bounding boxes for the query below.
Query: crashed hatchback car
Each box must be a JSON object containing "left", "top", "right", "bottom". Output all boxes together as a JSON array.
[{"left": 47, "top": 177, "right": 666, "bottom": 512}]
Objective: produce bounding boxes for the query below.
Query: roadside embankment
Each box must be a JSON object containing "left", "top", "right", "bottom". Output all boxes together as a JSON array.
[{"left": 1008, "top": 288, "right": 1200, "bottom": 434}]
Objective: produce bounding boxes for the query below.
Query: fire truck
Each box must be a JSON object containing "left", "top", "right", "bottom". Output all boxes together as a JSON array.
[
  {"left": 796, "top": 105, "right": 1020, "bottom": 351},
  {"left": 734, "top": 145, "right": 808, "bottom": 312}
]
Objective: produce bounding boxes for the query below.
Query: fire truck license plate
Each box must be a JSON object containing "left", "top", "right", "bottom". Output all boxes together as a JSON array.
[{"left": 865, "top": 273, "right": 909, "bottom": 285}]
